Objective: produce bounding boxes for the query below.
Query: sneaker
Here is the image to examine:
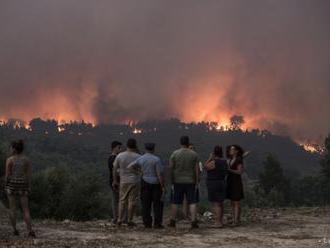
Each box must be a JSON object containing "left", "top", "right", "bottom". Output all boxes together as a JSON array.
[
  {"left": 168, "top": 219, "right": 176, "bottom": 228},
  {"left": 191, "top": 220, "right": 199, "bottom": 229}
]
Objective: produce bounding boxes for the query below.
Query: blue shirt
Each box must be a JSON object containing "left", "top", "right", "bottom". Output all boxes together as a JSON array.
[{"left": 132, "top": 153, "right": 163, "bottom": 184}]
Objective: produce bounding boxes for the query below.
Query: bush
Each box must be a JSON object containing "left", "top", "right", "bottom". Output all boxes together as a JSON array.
[{"left": 30, "top": 167, "right": 111, "bottom": 220}]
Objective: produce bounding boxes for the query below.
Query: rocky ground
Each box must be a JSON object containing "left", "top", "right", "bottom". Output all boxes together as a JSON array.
[{"left": 0, "top": 205, "right": 330, "bottom": 248}]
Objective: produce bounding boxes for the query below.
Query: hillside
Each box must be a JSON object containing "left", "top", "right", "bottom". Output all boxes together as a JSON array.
[{"left": 0, "top": 119, "right": 321, "bottom": 179}]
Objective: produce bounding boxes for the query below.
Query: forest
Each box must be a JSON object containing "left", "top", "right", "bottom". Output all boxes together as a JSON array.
[{"left": 0, "top": 117, "right": 329, "bottom": 220}]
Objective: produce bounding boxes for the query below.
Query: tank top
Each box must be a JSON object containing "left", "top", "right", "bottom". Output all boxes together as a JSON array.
[
  {"left": 207, "top": 158, "right": 227, "bottom": 181},
  {"left": 10, "top": 156, "right": 28, "bottom": 179}
]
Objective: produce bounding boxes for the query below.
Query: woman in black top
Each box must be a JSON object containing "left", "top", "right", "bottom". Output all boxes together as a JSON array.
[
  {"left": 226, "top": 145, "right": 245, "bottom": 226},
  {"left": 204, "top": 146, "right": 227, "bottom": 228}
]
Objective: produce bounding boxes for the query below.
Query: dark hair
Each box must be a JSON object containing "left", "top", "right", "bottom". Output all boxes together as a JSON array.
[
  {"left": 226, "top": 146, "right": 231, "bottom": 159},
  {"left": 145, "top": 143, "right": 155, "bottom": 152},
  {"left": 111, "top": 141, "right": 122, "bottom": 150},
  {"left": 11, "top": 140, "right": 24, "bottom": 154},
  {"left": 213, "top": 145, "right": 223, "bottom": 158},
  {"left": 180, "top": 136, "right": 190, "bottom": 146},
  {"left": 127, "top": 138, "right": 137, "bottom": 149},
  {"left": 230, "top": 145, "right": 244, "bottom": 158}
]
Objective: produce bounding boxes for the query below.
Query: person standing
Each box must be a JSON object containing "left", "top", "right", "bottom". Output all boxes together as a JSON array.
[
  {"left": 226, "top": 145, "right": 245, "bottom": 226},
  {"left": 128, "top": 143, "right": 165, "bottom": 229},
  {"left": 5, "top": 140, "right": 35, "bottom": 237},
  {"left": 168, "top": 136, "right": 200, "bottom": 229},
  {"left": 113, "top": 138, "right": 141, "bottom": 227},
  {"left": 204, "top": 146, "right": 227, "bottom": 228},
  {"left": 108, "top": 141, "right": 122, "bottom": 224}
]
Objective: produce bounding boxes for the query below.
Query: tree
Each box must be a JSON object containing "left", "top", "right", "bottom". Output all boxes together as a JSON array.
[
  {"left": 230, "top": 115, "right": 245, "bottom": 130},
  {"left": 258, "top": 154, "right": 290, "bottom": 205}
]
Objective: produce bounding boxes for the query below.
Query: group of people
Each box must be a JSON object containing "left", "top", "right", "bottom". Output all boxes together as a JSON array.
[
  {"left": 2, "top": 136, "right": 245, "bottom": 238},
  {"left": 108, "top": 135, "right": 245, "bottom": 229}
]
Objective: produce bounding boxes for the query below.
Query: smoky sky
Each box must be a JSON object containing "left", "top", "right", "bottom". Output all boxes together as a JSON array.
[{"left": 0, "top": 0, "right": 329, "bottom": 142}]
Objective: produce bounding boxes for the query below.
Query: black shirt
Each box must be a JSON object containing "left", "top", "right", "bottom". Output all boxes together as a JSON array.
[
  {"left": 108, "top": 154, "right": 117, "bottom": 187},
  {"left": 207, "top": 158, "right": 227, "bottom": 181}
]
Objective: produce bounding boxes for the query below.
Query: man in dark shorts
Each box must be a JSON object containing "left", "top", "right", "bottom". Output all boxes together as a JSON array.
[
  {"left": 108, "top": 141, "right": 122, "bottom": 224},
  {"left": 168, "top": 136, "right": 200, "bottom": 228}
]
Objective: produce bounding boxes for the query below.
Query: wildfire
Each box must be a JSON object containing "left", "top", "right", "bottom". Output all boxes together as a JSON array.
[
  {"left": 132, "top": 128, "right": 143, "bottom": 134},
  {"left": 300, "top": 143, "right": 325, "bottom": 154},
  {"left": 57, "top": 126, "right": 66, "bottom": 132}
]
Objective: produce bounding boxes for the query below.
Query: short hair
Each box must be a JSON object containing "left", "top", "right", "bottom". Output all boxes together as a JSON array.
[
  {"left": 127, "top": 138, "right": 137, "bottom": 149},
  {"left": 213, "top": 145, "right": 223, "bottom": 158},
  {"left": 145, "top": 143, "right": 155, "bottom": 152},
  {"left": 180, "top": 136, "right": 190, "bottom": 146},
  {"left": 11, "top": 140, "right": 24, "bottom": 154},
  {"left": 111, "top": 141, "right": 122, "bottom": 150}
]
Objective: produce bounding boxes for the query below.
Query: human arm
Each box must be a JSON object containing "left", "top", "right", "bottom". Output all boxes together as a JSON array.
[
  {"left": 25, "top": 159, "right": 32, "bottom": 191},
  {"left": 169, "top": 153, "right": 175, "bottom": 185},
  {"left": 112, "top": 157, "right": 120, "bottom": 188},
  {"left": 127, "top": 157, "right": 141, "bottom": 172},
  {"left": 204, "top": 153, "right": 216, "bottom": 171},
  {"left": 5, "top": 158, "right": 12, "bottom": 182},
  {"left": 228, "top": 163, "right": 244, "bottom": 175},
  {"left": 156, "top": 159, "right": 165, "bottom": 191}
]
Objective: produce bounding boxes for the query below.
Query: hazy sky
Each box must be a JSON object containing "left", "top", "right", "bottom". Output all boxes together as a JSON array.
[{"left": 0, "top": 0, "right": 329, "bottom": 142}]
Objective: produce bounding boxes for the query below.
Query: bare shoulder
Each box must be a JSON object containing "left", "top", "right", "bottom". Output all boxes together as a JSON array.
[{"left": 6, "top": 156, "right": 14, "bottom": 164}]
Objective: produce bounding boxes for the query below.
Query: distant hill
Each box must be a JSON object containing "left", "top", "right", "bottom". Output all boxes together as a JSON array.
[{"left": 0, "top": 118, "right": 321, "bottom": 179}]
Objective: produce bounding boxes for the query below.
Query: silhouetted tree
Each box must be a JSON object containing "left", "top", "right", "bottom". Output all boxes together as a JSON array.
[
  {"left": 230, "top": 115, "right": 245, "bottom": 130},
  {"left": 258, "top": 154, "right": 290, "bottom": 205}
]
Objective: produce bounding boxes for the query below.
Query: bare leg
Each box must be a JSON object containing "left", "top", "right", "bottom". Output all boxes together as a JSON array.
[
  {"left": 213, "top": 203, "right": 221, "bottom": 226},
  {"left": 7, "top": 195, "right": 17, "bottom": 232},
  {"left": 20, "top": 196, "right": 33, "bottom": 232},
  {"left": 233, "top": 201, "right": 241, "bottom": 225},
  {"left": 127, "top": 201, "right": 135, "bottom": 223},
  {"left": 171, "top": 204, "right": 178, "bottom": 220},
  {"left": 219, "top": 202, "right": 224, "bottom": 226},
  {"left": 189, "top": 204, "right": 197, "bottom": 222},
  {"left": 183, "top": 198, "right": 189, "bottom": 220}
]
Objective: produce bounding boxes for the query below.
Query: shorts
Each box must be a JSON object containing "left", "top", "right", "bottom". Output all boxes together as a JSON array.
[
  {"left": 170, "top": 183, "right": 199, "bottom": 205},
  {"left": 207, "top": 180, "right": 226, "bottom": 203},
  {"left": 119, "top": 183, "right": 140, "bottom": 206},
  {"left": 5, "top": 178, "right": 30, "bottom": 196}
]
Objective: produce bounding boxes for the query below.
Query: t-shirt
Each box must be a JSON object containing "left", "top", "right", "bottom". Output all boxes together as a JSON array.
[
  {"left": 207, "top": 158, "right": 227, "bottom": 181},
  {"left": 170, "top": 148, "right": 199, "bottom": 184},
  {"left": 132, "top": 153, "right": 163, "bottom": 184},
  {"left": 113, "top": 151, "right": 141, "bottom": 184}
]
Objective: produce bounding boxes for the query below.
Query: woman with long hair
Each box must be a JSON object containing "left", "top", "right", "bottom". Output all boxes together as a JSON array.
[
  {"left": 204, "top": 145, "right": 227, "bottom": 228},
  {"left": 226, "top": 145, "right": 245, "bottom": 226},
  {"left": 5, "top": 140, "right": 35, "bottom": 237}
]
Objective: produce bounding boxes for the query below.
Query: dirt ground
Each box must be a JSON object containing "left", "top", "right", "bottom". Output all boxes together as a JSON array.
[{"left": 0, "top": 206, "right": 330, "bottom": 248}]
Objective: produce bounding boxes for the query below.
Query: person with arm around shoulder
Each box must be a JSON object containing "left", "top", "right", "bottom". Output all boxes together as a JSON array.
[{"left": 204, "top": 145, "right": 227, "bottom": 228}]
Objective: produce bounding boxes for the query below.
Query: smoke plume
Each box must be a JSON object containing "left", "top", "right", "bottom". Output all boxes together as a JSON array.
[{"left": 0, "top": 0, "right": 329, "bottom": 142}]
